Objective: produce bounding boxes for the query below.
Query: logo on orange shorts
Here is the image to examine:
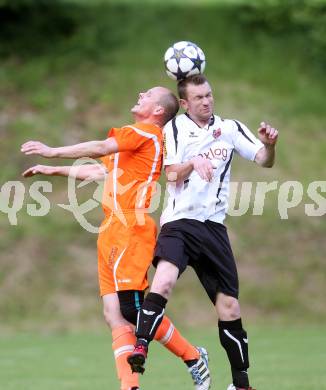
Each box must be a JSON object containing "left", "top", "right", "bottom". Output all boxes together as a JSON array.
[{"left": 108, "top": 246, "right": 118, "bottom": 268}]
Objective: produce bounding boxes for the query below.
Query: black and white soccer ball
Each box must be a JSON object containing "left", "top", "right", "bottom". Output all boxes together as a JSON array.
[{"left": 164, "top": 41, "right": 206, "bottom": 81}]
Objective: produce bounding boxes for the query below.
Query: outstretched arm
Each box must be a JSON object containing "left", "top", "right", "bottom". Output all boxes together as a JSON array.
[
  {"left": 255, "top": 122, "right": 278, "bottom": 167},
  {"left": 21, "top": 137, "right": 119, "bottom": 159},
  {"left": 22, "top": 163, "right": 107, "bottom": 181}
]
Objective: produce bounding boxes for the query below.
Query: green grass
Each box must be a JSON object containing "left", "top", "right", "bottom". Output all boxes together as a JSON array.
[{"left": 0, "top": 326, "right": 325, "bottom": 389}]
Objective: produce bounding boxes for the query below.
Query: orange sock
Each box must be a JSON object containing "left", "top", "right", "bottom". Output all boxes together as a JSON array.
[
  {"left": 112, "top": 325, "right": 139, "bottom": 390},
  {"left": 154, "top": 316, "right": 200, "bottom": 362}
]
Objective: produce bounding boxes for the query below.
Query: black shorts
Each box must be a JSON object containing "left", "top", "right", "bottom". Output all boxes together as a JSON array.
[{"left": 153, "top": 218, "right": 239, "bottom": 303}]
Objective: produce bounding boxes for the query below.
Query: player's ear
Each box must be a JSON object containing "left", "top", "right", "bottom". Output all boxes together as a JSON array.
[
  {"left": 180, "top": 99, "right": 188, "bottom": 111},
  {"left": 154, "top": 105, "right": 165, "bottom": 116}
]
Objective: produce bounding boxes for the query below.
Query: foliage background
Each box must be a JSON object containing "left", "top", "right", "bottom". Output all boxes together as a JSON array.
[{"left": 0, "top": 0, "right": 325, "bottom": 332}]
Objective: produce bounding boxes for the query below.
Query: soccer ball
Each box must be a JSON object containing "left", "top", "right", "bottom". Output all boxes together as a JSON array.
[{"left": 164, "top": 41, "right": 206, "bottom": 81}]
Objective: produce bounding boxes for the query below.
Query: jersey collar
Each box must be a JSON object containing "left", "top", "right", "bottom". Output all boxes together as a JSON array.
[{"left": 185, "top": 112, "right": 215, "bottom": 130}]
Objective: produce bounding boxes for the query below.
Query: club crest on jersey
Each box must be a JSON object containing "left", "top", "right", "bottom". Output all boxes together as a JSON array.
[{"left": 213, "top": 128, "right": 221, "bottom": 139}]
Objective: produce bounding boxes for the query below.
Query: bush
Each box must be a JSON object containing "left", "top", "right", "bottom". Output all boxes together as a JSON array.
[
  {"left": 0, "top": 1, "right": 76, "bottom": 57},
  {"left": 238, "top": 0, "right": 326, "bottom": 67},
  {"left": 0, "top": 0, "right": 325, "bottom": 66}
]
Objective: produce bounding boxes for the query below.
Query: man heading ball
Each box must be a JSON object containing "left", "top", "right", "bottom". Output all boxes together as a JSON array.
[{"left": 128, "top": 75, "right": 278, "bottom": 390}]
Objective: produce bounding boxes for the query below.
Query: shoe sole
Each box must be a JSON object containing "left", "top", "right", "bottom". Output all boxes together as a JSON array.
[{"left": 127, "top": 353, "right": 146, "bottom": 374}]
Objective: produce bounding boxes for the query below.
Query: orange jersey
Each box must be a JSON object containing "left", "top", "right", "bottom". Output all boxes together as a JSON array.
[
  {"left": 97, "top": 122, "right": 163, "bottom": 295},
  {"left": 101, "top": 122, "right": 163, "bottom": 215}
]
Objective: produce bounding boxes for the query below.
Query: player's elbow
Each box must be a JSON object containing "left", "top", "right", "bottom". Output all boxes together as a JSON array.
[
  {"left": 263, "top": 161, "right": 274, "bottom": 168},
  {"left": 102, "top": 138, "right": 119, "bottom": 156},
  {"left": 254, "top": 148, "right": 275, "bottom": 168},
  {"left": 259, "top": 157, "right": 275, "bottom": 168},
  {"left": 256, "top": 159, "right": 274, "bottom": 168}
]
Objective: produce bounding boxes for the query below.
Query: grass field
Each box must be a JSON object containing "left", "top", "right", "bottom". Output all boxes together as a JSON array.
[
  {"left": 1, "top": 326, "right": 325, "bottom": 389},
  {"left": 0, "top": 0, "right": 325, "bottom": 332}
]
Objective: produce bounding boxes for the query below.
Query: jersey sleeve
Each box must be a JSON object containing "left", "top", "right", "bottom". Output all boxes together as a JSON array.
[
  {"left": 100, "top": 155, "right": 110, "bottom": 166},
  {"left": 110, "top": 126, "right": 149, "bottom": 152},
  {"left": 163, "top": 119, "right": 184, "bottom": 166},
  {"left": 232, "top": 120, "right": 264, "bottom": 161}
]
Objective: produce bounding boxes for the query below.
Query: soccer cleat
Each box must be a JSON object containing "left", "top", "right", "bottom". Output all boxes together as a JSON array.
[
  {"left": 227, "top": 385, "right": 256, "bottom": 390},
  {"left": 188, "top": 347, "right": 211, "bottom": 390},
  {"left": 127, "top": 342, "right": 148, "bottom": 374},
  {"left": 129, "top": 388, "right": 140, "bottom": 390}
]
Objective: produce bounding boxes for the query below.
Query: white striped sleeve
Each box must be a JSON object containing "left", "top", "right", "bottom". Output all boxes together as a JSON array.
[
  {"left": 232, "top": 120, "right": 264, "bottom": 161},
  {"left": 163, "top": 118, "right": 184, "bottom": 166}
]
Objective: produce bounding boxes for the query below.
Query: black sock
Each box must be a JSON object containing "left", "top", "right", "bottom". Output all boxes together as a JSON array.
[
  {"left": 135, "top": 292, "right": 167, "bottom": 343},
  {"left": 185, "top": 359, "right": 198, "bottom": 367},
  {"left": 231, "top": 367, "right": 249, "bottom": 389},
  {"left": 218, "top": 318, "right": 250, "bottom": 388}
]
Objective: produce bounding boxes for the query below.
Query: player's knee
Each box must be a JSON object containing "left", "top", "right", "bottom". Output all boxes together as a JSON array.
[
  {"left": 103, "top": 306, "right": 124, "bottom": 328},
  {"left": 217, "top": 295, "right": 241, "bottom": 320},
  {"left": 152, "top": 262, "right": 178, "bottom": 298},
  {"left": 103, "top": 307, "right": 110, "bottom": 326},
  {"left": 227, "top": 297, "right": 240, "bottom": 319},
  {"left": 102, "top": 293, "right": 130, "bottom": 329},
  {"left": 153, "top": 276, "right": 176, "bottom": 298},
  {"left": 162, "top": 278, "right": 176, "bottom": 297}
]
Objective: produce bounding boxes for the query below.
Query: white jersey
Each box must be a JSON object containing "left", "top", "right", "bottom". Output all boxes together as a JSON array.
[{"left": 161, "top": 113, "right": 263, "bottom": 226}]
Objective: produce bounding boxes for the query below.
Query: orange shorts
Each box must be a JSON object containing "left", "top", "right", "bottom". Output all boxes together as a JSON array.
[{"left": 97, "top": 212, "right": 157, "bottom": 296}]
